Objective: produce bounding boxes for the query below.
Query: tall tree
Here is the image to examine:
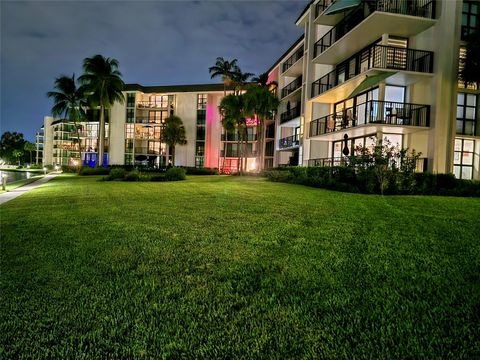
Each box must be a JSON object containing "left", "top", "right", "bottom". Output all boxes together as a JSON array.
[
  {"left": 24, "top": 142, "right": 36, "bottom": 164},
  {"left": 219, "top": 94, "right": 247, "bottom": 174},
  {"left": 0, "top": 132, "right": 25, "bottom": 164},
  {"left": 79, "top": 55, "right": 124, "bottom": 167},
  {"left": 209, "top": 57, "right": 238, "bottom": 96},
  {"left": 12, "top": 149, "right": 23, "bottom": 166},
  {"left": 47, "top": 74, "right": 86, "bottom": 164},
  {"left": 160, "top": 115, "right": 187, "bottom": 166},
  {"left": 231, "top": 65, "right": 253, "bottom": 95},
  {"left": 244, "top": 85, "right": 280, "bottom": 171},
  {"left": 460, "top": 30, "right": 480, "bottom": 87},
  {"left": 252, "top": 71, "right": 278, "bottom": 91}
]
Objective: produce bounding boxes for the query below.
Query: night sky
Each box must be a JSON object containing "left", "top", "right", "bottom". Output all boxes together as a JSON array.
[{"left": 1, "top": 0, "right": 306, "bottom": 142}]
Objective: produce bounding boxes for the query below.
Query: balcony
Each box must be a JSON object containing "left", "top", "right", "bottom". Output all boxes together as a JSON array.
[
  {"left": 220, "top": 150, "right": 257, "bottom": 158},
  {"left": 313, "top": 0, "right": 436, "bottom": 65},
  {"left": 314, "top": 0, "right": 344, "bottom": 26},
  {"left": 221, "top": 133, "right": 257, "bottom": 142},
  {"left": 281, "top": 46, "right": 304, "bottom": 77},
  {"left": 70, "top": 131, "right": 97, "bottom": 138},
  {"left": 280, "top": 104, "right": 301, "bottom": 124},
  {"left": 311, "top": 45, "right": 433, "bottom": 102},
  {"left": 309, "top": 100, "right": 430, "bottom": 140},
  {"left": 136, "top": 118, "right": 165, "bottom": 125},
  {"left": 281, "top": 76, "right": 302, "bottom": 99},
  {"left": 134, "top": 147, "right": 162, "bottom": 155},
  {"left": 279, "top": 134, "right": 300, "bottom": 150},
  {"left": 137, "top": 101, "right": 170, "bottom": 109}
]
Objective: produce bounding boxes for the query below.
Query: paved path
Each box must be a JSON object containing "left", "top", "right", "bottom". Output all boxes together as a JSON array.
[{"left": 0, "top": 173, "right": 61, "bottom": 205}]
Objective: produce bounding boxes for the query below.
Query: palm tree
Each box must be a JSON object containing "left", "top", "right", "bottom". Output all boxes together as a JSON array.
[
  {"left": 24, "top": 142, "right": 36, "bottom": 164},
  {"left": 47, "top": 74, "right": 86, "bottom": 164},
  {"left": 231, "top": 65, "right": 253, "bottom": 95},
  {"left": 252, "top": 71, "right": 278, "bottom": 91},
  {"left": 12, "top": 149, "right": 23, "bottom": 166},
  {"left": 460, "top": 30, "right": 480, "bottom": 87},
  {"left": 160, "top": 115, "right": 187, "bottom": 166},
  {"left": 79, "top": 55, "right": 124, "bottom": 167},
  {"left": 209, "top": 57, "right": 238, "bottom": 96},
  {"left": 244, "top": 85, "right": 280, "bottom": 171},
  {"left": 219, "top": 94, "right": 246, "bottom": 174}
]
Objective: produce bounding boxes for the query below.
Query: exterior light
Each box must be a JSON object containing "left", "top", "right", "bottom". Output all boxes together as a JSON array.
[
  {"left": 54, "top": 165, "right": 59, "bottom": 171},
  {"left": 43, "top": 167, "right": 47, "bottom": 175}
]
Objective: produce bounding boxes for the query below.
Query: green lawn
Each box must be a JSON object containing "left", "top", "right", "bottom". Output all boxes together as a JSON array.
[{"left": 1, "top": 175, "right": 479, "bottom": 358}]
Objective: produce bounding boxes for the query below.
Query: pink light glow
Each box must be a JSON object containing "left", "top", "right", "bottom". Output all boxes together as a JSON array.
[{"left": 245, "top": 116, "right": 259, "bottom": 126}]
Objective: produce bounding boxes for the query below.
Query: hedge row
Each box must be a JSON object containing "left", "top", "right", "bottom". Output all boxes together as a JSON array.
[{"left": 263, "top": 166, "right": 480, "bottom": 197}]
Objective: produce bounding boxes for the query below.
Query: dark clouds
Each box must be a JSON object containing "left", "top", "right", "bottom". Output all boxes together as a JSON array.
[{"left": 0, "top": 0, "right": 306, "bottom": 141}]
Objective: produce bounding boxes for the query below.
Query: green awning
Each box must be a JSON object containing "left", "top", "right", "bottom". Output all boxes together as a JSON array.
[
  {"left": 324, "top": 0, "right": 362, "bottom": 15},
  {"left": 348, "top": 72, "right": 396, "bottom": 99}
]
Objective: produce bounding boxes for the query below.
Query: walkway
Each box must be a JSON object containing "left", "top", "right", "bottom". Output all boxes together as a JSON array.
[{"left": 0, "top": 173, "right": 60, "bottom": 206}]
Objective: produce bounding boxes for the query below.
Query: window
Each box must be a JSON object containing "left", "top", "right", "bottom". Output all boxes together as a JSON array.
[
  {"left": 462, "top": 1, "right": 479, "bottom": 41},
  {"left": 197, "top": 94, "right": 207, "bottom": 110},
  {"left": 149, "top": 95, "right": 169, "bottom": 108},
  {"left": 126, "top": 93, "right": 135, "bottom": 107},
  {"left": 126, "top": 109, "right": 135, "bottom": 123},
  {"left": 125, "top": 124, "right": 134, "bottom": 139},
  {"left": 148, "top": 111, "right": 168, "bottom": 124},
  {"left": 456, "top": 93, "right": 477, "bottom": 136},
  {"left": 454, "top": 138, "right": 475, "bottom": 179}
]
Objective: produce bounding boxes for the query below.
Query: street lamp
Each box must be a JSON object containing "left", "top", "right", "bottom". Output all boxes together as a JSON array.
[
  {"left": 1, "top": 171, "right": 7, "bottom": 191},
  {"left": 43, "top": 167, "right": 47, "bottom": 175}
]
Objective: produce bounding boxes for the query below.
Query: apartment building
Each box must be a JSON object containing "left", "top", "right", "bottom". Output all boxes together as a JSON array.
[
  {"left": 39, "top": 0, "right": 479, "bottom": 179},
  {"left": 40, "top": 83, "right": 263, "bottom": 172},
  {"left": 270, "top": 0, "right": 479, "bottom": 180}
]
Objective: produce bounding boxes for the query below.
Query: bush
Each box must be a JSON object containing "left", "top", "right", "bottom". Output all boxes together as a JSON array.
[
  {"left": 263, "top": 166, "right": 480, "bottom": 197},
  {"left": 61, "top": 165, "right": 80, "bottom": 173},
  {"left": 184, "top": 167, "right": 218, "bottom": 175},
  {"left": 79, "top": 167, "right": 109, "bottom": 176},
  {"left": 124, "top": 170, "right": 140, "bottom": 182},
  {"left": 106, "top": 168, "right": 126, "bottom": 181},
  {"left": 165, "top": 167, "right": 186, "bottom": 181},
  {"left": 150, "top": 174, "right": 166, "bottom": 182}
]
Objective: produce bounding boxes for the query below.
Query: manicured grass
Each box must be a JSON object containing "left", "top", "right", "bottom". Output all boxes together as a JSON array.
[
  {"left": 0, "top": 175, "right": 44, "bottom": 193},
  {"left": 1, "top": 175, "right": 479, "bottom": 358}
]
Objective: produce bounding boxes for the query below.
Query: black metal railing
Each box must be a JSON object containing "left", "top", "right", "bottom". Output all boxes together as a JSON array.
[
  {"left": 134, "top": 147, "right": 162, "bottom": 155},
  {"left": 279, "top": 134, "right": 300, "bottom": 149},
  {"left": 281, "top": 76, "right": 302, "bottom": 98},
  {"left": 137, "top": 101, "right": 170, "bottom": 109},
  {"left": 221, "top": 133, "right": 257, "bottom": 142},
  {"left": 282, "top": 46, "right": 304, "bottom": 73},
  {"left": 280, "top": 104, "right": 301, "bottom": 124},
  {"left": 136, "top": 118, "right": 165, "bottom": 125},
  {"left": 313, "top": 0, "right": 435, "bottom": 58},
  {"left": 315, "top": 0, "right": 335, "bottom": 18},
  {"left": 311, "top": 45, "right": 433, "bottom": 98},
  {"left": 309, "top": 100, "right": 430, "bottom": 137},
  {"left": 220, "top": 150, "right": 257, "bottom": 158}
]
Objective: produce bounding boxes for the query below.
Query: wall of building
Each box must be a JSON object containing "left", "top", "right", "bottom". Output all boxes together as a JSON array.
[
  {"left": 42, "top": 116, "right": 54, "bottom": 165},
  {"left": 174, "top": 93, "right": 198, "bottom": 167},
  {"left": 109, "top": 101, "right": 126, "bottom": 165}
]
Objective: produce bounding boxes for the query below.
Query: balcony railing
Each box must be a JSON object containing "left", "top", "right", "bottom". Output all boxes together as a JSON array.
[
  {"left": 279, "top": 134, "right": 300, "bottom": 149},
  {"left": 310, "top": 100, "right": 430, "bottom": 137},
  {"left": 280, "top": 105, "right": 301, "bottom": 124},
  {"left": 221, "top": 133, "right": 257, "bottom": 142},
  {"left": 311, "top": 45, "right": 433, "bottom": 98},
  {"left": 134, "top": 133, "right": 161, "bottom": 140},
  {"left": 135, "top": 147, "right": 162, "bottom": 155},
  {"left": 137, "top": 101, "right": 170, "bottom": 109},
  {"left": 282, "top": 46, "right": 304, "bottom": 73},
  {"left": 220, "top": 150, "right": 257, "bottom": 158},
  {"left": 70, "top": 131, "right": 97, "bottom": 138},
  {"left": 308, "top": 156, "right": 428, "bottom": 172},
  {"left": 136, "top": 118, "right": 165, "bottom": 125},
  {"left": 315, "top": 0, "right": 334, "bottom": 18},
  {"left": 313, "top": 0, "right": 435, "bottom": 58},
  {"left": 281, "top": 76, "right": 302, "bottom": 98}
]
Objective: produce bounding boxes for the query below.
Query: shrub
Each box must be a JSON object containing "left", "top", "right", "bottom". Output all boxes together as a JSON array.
[
  {"left": 106, "top": 168, "right": 126, "bottom": 181},
  {"left": 61, "top": 165, "right": 80, "bottom": 173},
  {"left": 165, "top": 167, "right": 186, "bottom": 181},
  {"left": 79, "top": 167, "right": 109, "bottom": 176},
  {"left": 184, "top": 167, "right": 219, "bottom": 175},
  {"left": 124, "top": 170, "right": 140, "bottom": 182},
  {"left": 150, "top": 174, "right": 166, "bottom": 182}
]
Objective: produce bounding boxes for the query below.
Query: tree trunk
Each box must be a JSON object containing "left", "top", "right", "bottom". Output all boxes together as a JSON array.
[
  {"left": 98, "top": 106, "right": 105, "bottom": 167},
  {"left": 221, "top": 84, "right": 227, "bottom": 174},
  {"left": 30, "top": 151, "right": 32, "bottom": 164},
  {"left": 236, "top": 128, "right": 241, "bottom": 175},
  {"left": 172, "top": 145, "right": 175, "bottom": 166},
  {"left": 256, "top": 116, "right": 263, "bottom": 172}
]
